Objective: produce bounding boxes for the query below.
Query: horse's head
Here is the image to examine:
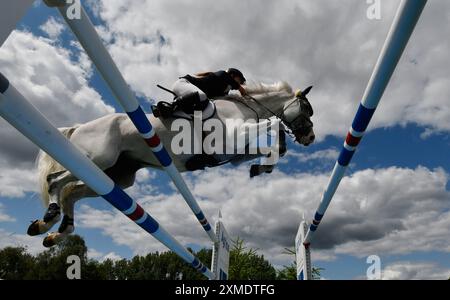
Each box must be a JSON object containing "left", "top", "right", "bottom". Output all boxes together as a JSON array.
[{"left": 281, "top": 86, "right": 315, "bottom": 146}]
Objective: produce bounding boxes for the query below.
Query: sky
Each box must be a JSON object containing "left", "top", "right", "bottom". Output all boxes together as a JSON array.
[{"left": 0, "top": 0, "right": 449, "bottom": 280}]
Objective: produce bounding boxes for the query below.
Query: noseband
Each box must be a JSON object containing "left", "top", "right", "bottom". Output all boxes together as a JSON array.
[{"left": 243, "top": 94, "right": 313, "bottom": 140}]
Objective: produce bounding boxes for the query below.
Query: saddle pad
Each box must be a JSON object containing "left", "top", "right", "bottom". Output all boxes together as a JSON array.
[{"left": 172, "top": 100, "right": 216, "bottom": 121}]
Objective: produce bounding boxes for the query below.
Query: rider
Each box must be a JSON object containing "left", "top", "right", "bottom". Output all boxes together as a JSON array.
[{"left": 155, "top": 68, "right": 247, "bottom": 118}]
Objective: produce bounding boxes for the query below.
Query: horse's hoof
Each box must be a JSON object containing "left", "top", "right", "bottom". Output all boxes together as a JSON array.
[
  {"left": 43, "top": 235, "right": 57, "bottom": 248},
  {"left": 27, "top": 220, "right": 42, "bottom": 236}
]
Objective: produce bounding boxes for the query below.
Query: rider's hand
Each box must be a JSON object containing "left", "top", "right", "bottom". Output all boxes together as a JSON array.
[{"left": 239, "top": 86, "right": 248, "bottom": 96}]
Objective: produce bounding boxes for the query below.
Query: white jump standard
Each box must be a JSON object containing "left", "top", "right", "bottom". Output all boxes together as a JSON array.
[
  {"left": 211, "top": 214, "right": 231, "bottom": 280},
  {"left": 296, "top": 0, "right": 428, "bottom": 279}
]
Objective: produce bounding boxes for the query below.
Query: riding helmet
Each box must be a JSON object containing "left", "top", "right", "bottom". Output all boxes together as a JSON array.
[{"left": 227, "top": 68, "right": 246, "bottom": 84}]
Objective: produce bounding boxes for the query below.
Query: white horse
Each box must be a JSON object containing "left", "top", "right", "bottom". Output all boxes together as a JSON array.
[{"left": 27, "top": 82, "right": 315, "bottom": 247}]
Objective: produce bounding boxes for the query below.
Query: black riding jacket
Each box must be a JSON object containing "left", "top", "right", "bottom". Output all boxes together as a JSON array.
[{"left": 181, "top": 70, "right": 240, "bottom": 98}]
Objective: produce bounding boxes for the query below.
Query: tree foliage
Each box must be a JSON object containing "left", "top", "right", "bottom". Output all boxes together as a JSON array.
[{"left": 0, "top": 235, "right": 321, "bottom": 280}]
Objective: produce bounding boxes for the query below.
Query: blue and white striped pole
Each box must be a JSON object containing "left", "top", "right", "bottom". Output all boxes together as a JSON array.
[
  {"left": 45, "top": 1, "right": 217, "bottom": 243},
  {"left": 0, "top": 72, "right": 214, "bottom": 279},
  {"left": 303, "top": 0, "right": 427, "bottom": 246}
]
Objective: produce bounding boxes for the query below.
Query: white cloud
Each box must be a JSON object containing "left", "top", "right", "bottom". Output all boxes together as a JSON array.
[
  {"left": 0, "top": 167, "right": 37, "bottom": 198},
  {"left": 286, "top": 148, "right": 339, "bottom": 164},
  {"left": 88, "top": 248, "right": 123, "bottom": 262},
  {"left": 87, "top": 248, "right": 104, "bottom": 260},
  {"left": 0, "top": 30, "right": 115, "bottom": 125},
  {"left": 0, "top": 203, "right": 16, "bottom": 222},
  {"left": 102, "top": 252, "right": 122, "bottom": 262},
  {"left": 39, "top": 17, "right": 65, "bottom": 40},
  {"left": 382, "top": 261, "right": 450, "bottom": 280},
  {"left": 0, "top": 228, "right": 46, "bottom": 255},
  {"left": 0, "top": 29, "right": 115, "bottom": 183}
]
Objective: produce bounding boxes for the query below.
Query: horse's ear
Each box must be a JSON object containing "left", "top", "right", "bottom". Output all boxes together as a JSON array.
[
  {"left": 295, "top": 86, "right": 313, "bottom": 98},
  {"left": 302, "top": 86, "right": 313, "bottom": 97}
]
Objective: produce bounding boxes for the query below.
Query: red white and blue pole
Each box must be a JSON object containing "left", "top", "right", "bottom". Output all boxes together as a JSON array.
[
  {"left": 303, "top": 0, "right": 427, "bottom": 246},
  {"left": 45, "top": 1, "right": 217, "bottom": 243}
]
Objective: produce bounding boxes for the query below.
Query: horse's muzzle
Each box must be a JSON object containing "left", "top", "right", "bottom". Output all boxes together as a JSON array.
[{"left": 295, "top": 133, "right": 315, "bottom": 146}]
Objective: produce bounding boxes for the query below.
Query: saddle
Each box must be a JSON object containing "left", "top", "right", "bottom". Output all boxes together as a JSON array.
[
  {"left": 172, "top": 101, "right": 216, "bottom": 121},
  {"left": 152, "top": 85, "right": 216, "bottom": 121}
]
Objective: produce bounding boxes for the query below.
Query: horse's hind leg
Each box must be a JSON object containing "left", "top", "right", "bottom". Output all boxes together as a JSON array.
[
  {"left": 43, "top": 183, "right": 95, "bottom": 247},
  {"left": 27, "top": 171, "right": 78, "bottom": 236},
  {"left": 41, "top": 154, "right": 143, "bottom": 247}
]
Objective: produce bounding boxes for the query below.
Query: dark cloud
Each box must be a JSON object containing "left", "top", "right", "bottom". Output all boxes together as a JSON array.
[{"left": 0, "top": 121, "right": 39, "bottom": 168}]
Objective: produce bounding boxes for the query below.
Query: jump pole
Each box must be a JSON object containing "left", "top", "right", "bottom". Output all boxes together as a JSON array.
[
  {"left": 0, "top": 72, "right": 214, "bottom": 279},
  {"left": 43, "top": 0, "right": 217, "bottom": 243},
  {"left": 297, "top": 0, "right": 427, "bottom": 279}
]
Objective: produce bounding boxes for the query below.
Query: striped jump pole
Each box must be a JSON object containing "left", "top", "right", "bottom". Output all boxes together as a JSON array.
[
  {"left": 0, "top": 72, "right": 214, "bottom": 279},
  {"left": 43, "top": 0, "right": 217, "bottom": 243},
  {"left": 303, "top": 0, "right": 427, "bottom": 246}
]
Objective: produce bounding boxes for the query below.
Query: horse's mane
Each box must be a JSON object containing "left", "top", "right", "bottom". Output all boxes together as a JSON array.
[
  {"left": 219, "top": 81, "right": 294, "bottom": 101},
  {"left": 245, "top": 81, "right": 293, "bottom": 96}
]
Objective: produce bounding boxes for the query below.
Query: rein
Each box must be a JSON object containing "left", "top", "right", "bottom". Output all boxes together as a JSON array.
[{"left": 242, "top": 94, "right": 301, "bottom": 137}]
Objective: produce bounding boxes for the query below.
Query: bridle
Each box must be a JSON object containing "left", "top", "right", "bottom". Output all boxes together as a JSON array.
[{"left": 242, "top": 91, "right": 314, "bottom": 141}]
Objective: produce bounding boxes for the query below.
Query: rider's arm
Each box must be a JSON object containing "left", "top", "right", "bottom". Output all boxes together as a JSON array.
[{"left": 238, "top": 85, "right": 247, "bottom": 96}]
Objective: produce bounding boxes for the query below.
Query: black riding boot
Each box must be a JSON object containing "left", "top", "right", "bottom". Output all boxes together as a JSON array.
[
  {"left": 153, "top": 92, "right": 207, "bottom": 118},
  {"left": 152, "top": 102, "right": 173, "bottom": 118},
  {"left": 174, "top": 92, "right": 205, "bottom": 114}
]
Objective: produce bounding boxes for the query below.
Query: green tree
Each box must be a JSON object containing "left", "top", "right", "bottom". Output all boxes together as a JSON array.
[
  {"left": 96, "top": 258, "right": 115, "bottom": 280},
  {"left": 0, "top": 235, "right": 295, "bottom": 280},
  {"left": 112, "top": 259, "right": 130, "bottom": 280},
  {"left": 0, "top": 246, "right": 35, "bottom": 280},
  {"left": 276, "top": 262, "right": 297, "bottom": 280},
  {"left": 26, "top": 234, "right": 103, "bottom": 280},
  {"left": 229, "top": 237, "right": 277, "bottom": 280}
]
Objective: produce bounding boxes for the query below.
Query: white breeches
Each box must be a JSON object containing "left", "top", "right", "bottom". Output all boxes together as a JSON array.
[{"left": 171, "top": 78, "right": 208, "bottom": 102}]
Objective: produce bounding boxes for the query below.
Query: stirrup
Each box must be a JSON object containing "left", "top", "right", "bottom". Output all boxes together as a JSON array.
[{"left": 152, "top": 102, "right": 174, "bottom": 118}]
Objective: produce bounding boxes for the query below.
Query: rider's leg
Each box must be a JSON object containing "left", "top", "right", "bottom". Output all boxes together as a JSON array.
[
  {"left": 172, "top": 79, "right": 208, "bottom": 112},
  {"left": 172, "top": 78, "right": 208, "bottom": 103},
  {"left": 155, "top": 79, "right": 208, "bottom": 117}
]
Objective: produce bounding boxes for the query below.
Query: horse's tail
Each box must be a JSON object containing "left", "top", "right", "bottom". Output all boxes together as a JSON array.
[{"left": 36, "top": 126, "right": 79, "bottom": 208}]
